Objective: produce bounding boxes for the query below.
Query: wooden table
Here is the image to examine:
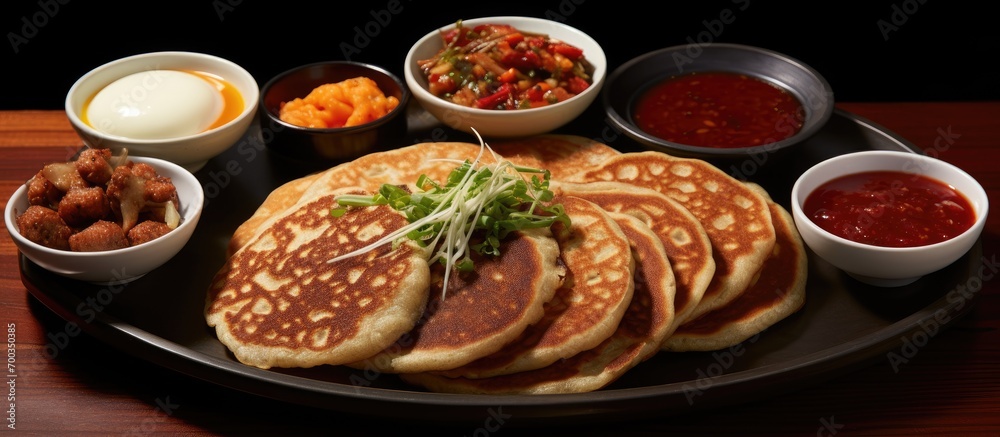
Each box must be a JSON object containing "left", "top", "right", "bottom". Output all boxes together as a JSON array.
[{"left": 2, "top": 103, "right": 998, "bottom": 435}]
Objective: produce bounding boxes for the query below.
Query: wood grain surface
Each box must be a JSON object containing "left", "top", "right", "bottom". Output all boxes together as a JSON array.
[{"left": 1, "top": 103, "right": 998, "bottom": 435}]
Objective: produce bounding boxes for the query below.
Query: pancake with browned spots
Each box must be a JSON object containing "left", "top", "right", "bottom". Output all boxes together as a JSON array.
[
  {"left": 663, "top": 183, "right": 807, "bottom": 352},
  {"left": 401, "top": 211, "right": 676, "bottom": 394},
  {"left": 489, "top": 134, "right": 622, "bottom": 180},
  {"left": 566, "top": 151, "right": 776, "bottom": 326},
  {"left": 435, "top": 195, "right": 635, "bottom": 379},
  {"left": 228, "top": 142, "right": 489, "bottom": 255},
  {"left": 227, "top": 171, "right": 324, "bottom": 258},
  {"left": 348, "top": 227, "right": 564, "bottom": 374},
  {"left": 206, "top": 187, "right": 432, "bottom": 369},
  {"left": 552, "top": 180, "right": 714, "bottom": 329}
]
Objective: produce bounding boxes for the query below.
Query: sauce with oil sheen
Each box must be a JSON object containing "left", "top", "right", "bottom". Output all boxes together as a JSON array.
[
  {"left": 803, "top": 170, "right": 976, "bottom": 247},
  {"left": 632, "top": 71, "right": 805, "bottom": 148}
]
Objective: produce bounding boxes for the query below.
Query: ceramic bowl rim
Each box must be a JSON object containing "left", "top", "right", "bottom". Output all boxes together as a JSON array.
[
  {"left": 404, "top": 15, "right": 607, "bottom": 118},
  {"left": 5, "top": 156, "right": 205, "bottom": 259},
  {"left": 790, "top": 150, "right": 989, "bottom": 253},
  {"left": 64, "top": 50, "right": 260, "bottom": 145}
]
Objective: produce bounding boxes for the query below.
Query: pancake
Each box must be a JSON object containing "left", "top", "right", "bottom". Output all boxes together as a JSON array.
[
  {"left": 401, "top": 210, "right": 677, "bottom": 394},
  {"left": 552, "top": 180, "right": 714, "bottom": 328},
  {"left": 436, "top": 195, "right": 635, "bottom": 379},
  {"left": 228, "top": 142, "right": 489, "bottom": 256},
  {"left": 489, "top": 134, "right": 622, "bottom": 180},
  {"left": 348, "top": 227, "right": 564, "bottom": 374},
  {"left": 662, "top": 183, "right": 807, "bottom": 351},
  {"left": 567, "top": 151, "right": 776, "bottom": 324},
  {"left": 205, "top": 187, "right": 432, "bottom": 369},
  {"left": 227, "top": 171, "right": 324, "bottom": 257}
]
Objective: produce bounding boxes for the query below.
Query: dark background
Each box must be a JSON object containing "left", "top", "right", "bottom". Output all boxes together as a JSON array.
[{"left": 1, "top": 0, "right": 997, "bottom": 110}]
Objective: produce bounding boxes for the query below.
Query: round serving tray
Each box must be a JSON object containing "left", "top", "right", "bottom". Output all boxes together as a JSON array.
[{"left": 20, "top": 107, "right": 983, "bottom": 426}]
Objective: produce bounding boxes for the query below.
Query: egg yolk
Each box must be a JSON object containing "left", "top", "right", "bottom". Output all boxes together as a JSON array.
[{"left": 83, "top": 69, "right": 242, "bottom": 140}]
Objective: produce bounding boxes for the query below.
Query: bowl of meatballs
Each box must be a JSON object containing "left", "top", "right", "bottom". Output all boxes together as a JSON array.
[{"left": 5, "top": 148, "right": 204, "bottom": 283}]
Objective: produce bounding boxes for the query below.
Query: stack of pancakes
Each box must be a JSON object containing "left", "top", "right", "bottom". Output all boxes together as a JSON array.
[{"left": 205, "top": 135, "right": 806, "bottom": 394}]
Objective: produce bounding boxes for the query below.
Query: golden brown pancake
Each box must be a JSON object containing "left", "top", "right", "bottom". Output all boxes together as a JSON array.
[
  {"left": 348, "top": 228, "right": 564, "bottom": 374},
  {"left": 489, "top": 134, "right": 622, "bottom": 180},
  {"left": 401, "top": 210, "right": 677, "bottom": 394},
  {"left": 206, "top": 187, "right": 432, "bottom": 369},
  {"left": 552, "top": 180, "right": 714, "bottom": 329},
  {"left": 227, "top": 171, "right": 324, "bottom": 257},
  {"left": 436, "top": 195, "right": 635, "bottom": 379},
  {"left": 566, "top": 151, "right": 776, "bottom": 324},
  {"left": 662, "top": 184, "right": 807, "bottom": 352},
  {"left": 228, "top": 142, "right": 489, "bottom": 256}
]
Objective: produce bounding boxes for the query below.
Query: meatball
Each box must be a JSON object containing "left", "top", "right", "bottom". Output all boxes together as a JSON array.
[
  {"left": 26, "top": 171, "right": 62, "bottom": 209},
  {"left": 129, "top": 162, "right": 158, "bottom": 179},
  {"left": 75, "top": 148, "right": 114, "bottom": 186},
  {"left": 16, "top": 205, "right": 72, "bottom": 250},
  {"left": 127, "top": 220, "right": 173, "bottom": 246},
  {"left": 106, "top": 163, "right": 179, "bottom": 232},
  {"left": 145, "top": 175, "right": 177, "bottom": 203},
  {"left": 57, "top": 186, "right": 111, "bottom": 227},
  {"left": 68, "top": 220, "right": 129, "bottom": 252}
]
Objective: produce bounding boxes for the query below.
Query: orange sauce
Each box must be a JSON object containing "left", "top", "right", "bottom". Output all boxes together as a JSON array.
[{"left": 184, "top": 70, "right": 244, "bottom": 130}]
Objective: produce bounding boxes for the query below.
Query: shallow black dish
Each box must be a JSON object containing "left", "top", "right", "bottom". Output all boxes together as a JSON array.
[{"left": 603, "top": 43, "right": 835, "bottom": 160}]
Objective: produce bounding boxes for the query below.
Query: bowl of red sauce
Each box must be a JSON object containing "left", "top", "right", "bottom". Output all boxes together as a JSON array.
[
  {"left": 791, "top": 150, "right": 988, "bottom": 287},
  {"left": 603, "top": 43, "right": 833, "bottom": 159}
]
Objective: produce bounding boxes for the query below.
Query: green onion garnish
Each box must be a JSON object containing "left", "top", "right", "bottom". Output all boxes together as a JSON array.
[{"left": 327, "top": 130, "right": 570, "bottom": 299}]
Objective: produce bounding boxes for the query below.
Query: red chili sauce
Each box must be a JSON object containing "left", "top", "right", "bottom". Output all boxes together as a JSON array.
[
  {"left": 803, "top": 170, "right": 976, "bottom": 248},
  {"left": 631, "top": 71, "right": 805, "bottom": 148}
]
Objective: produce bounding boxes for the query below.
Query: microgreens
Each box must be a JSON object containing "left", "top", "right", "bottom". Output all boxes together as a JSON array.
[{"left": 327, "top": 130, "right": 570, "bottom": 300}]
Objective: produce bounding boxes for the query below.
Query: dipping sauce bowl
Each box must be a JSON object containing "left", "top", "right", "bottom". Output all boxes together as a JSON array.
[{"left": 791, "top": 150, "right": 988, "bottom": 287}]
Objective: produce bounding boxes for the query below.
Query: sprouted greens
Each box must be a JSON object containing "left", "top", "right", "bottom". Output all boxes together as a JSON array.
[{"left": 327, "top": 130, "right": 570, "bottom": 300}]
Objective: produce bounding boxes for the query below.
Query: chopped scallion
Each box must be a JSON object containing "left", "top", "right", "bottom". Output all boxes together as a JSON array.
[{"left": 327, "top": 129, "right": 569, "bottom": 299}]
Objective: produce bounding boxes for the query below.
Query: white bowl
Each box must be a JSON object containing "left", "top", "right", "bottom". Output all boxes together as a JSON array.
[
  {"left": 791, "top": 150, "right": 988, "bottom": 287},
  {"left": 404, "top": 16, "right": 606, "bottom": 138},
  {"left": 65, "top": 51, "right": 259, "bottom": 173},
  {"left": 5, "top": 156, "right": 204, "bottom": 284}
]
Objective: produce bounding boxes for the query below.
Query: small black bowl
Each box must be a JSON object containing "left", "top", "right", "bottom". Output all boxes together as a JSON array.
[
  {"left": 603, "top": 43, "right": 834, "bottom": 160},
  {"left": 258, "top": 61, "right": 410, "bottom": 167}
]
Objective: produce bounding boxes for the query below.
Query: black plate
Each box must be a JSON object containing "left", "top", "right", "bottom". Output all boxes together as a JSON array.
[{"left": 20, "top": 106, "right": 982, "bottom": 426}]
